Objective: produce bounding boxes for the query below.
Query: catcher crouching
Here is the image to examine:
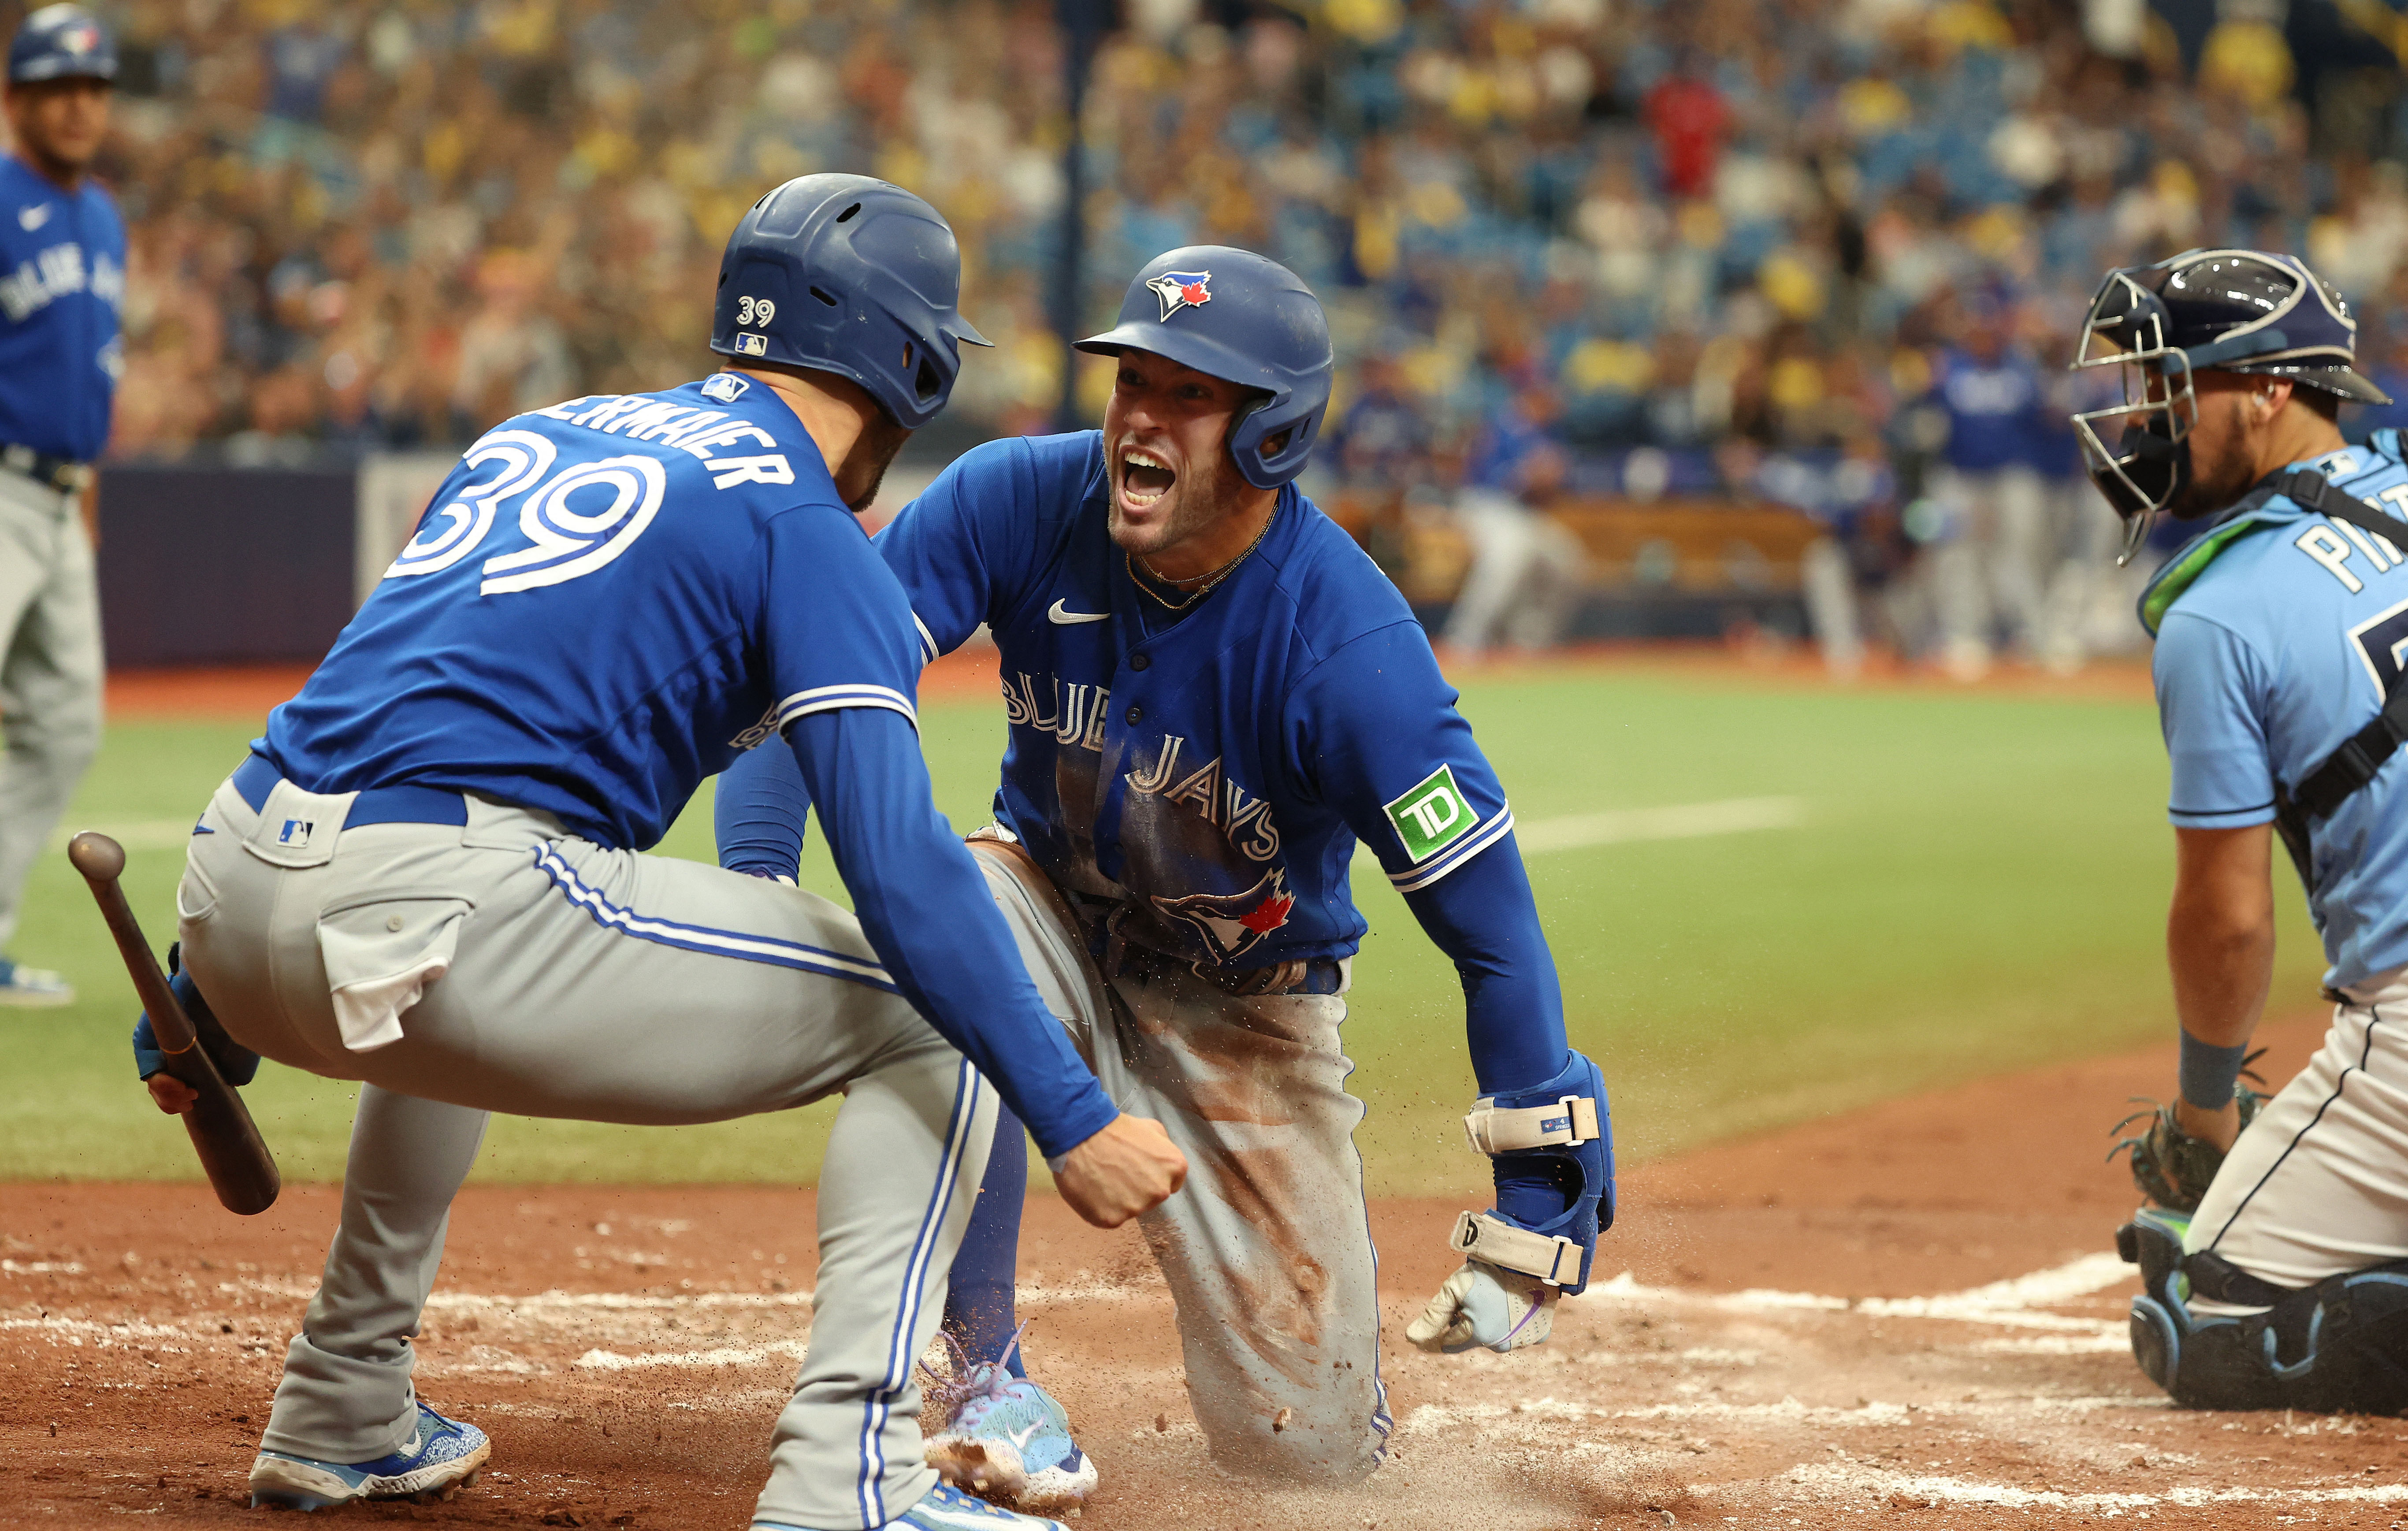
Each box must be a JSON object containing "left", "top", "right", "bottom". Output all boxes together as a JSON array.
[{"left": 2077, "top": 248, "right": 2408, "bottom": 1413}]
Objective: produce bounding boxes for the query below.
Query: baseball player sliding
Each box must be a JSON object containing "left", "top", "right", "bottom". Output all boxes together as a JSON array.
[
  {"left": 2081, "top": 249, "right": 2408, "bottom": 1410},
  {"left": 0, "top": 4, "right": 123, "bottom": 1006},
  {"left": 138, "top": 174, "right": 1183, "bottom": 1531},
  {"left": 717, "top": 248, "right": 1612, "bottom": 1508}
]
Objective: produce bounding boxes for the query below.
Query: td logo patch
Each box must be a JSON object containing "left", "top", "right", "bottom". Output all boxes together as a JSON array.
[{"left": 1385, "top": 765, "right": 1479, "bottom": 863}]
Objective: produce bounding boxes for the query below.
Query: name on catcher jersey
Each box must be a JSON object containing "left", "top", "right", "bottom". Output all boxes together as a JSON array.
[
  {"left": 875, "top": 431, "right": 1514, "bottom": 970},
  {"left": 2148, "top": 433, "right": 2408, "bottom": 990},
  {"left": 262, "top": 375, "right": 921, "bottom": 850}
]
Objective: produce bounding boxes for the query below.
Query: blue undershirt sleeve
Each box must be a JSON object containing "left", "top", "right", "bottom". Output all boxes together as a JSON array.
[
  {"left": 1402, "top": 841, "right": 1571, "bottom": 1092},
  {"left": 715, "top": 736, "right": 811, "bottom": 881},
  {"left": 785, "top": 706, "right": 1119, "bottom": 1160}
]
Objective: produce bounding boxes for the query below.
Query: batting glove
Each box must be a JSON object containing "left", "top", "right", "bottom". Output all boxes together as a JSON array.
[{"left": 1405, "top": 1259, "right": 1558, "bottom": 1354}]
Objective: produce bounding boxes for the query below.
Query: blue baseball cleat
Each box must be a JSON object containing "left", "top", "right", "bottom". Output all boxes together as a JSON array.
[
  {"left": 0, "top": 957, "right": 74, "bottom": 1007},
  {"left": 246, "top": 1401, "right": 491, "bottom": 1510},
  {"left": 757, "top": 1480, "right": 1070, "bottom": 1531},
  {"left": 919, "top": 1328, "right": 1096, "bottom": 1516}
]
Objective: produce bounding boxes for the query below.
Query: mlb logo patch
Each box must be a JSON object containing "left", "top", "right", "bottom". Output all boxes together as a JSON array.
[
  {"left": 1147, "top": 270, "right": 1213, "bottom": 322},
  {"left": 701, "top": 373, "right": 750, "bottom": 402},
  {"left": 734, "top": 333, "right": 768, "bottom": 357},
  {"left": 278, "top": 818, "right": 314, "bottom": 848}
]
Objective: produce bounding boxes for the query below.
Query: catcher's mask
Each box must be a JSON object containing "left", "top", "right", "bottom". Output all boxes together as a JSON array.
[{"left": 2069, "top": 249, "right": 2392, "bottom": 565}]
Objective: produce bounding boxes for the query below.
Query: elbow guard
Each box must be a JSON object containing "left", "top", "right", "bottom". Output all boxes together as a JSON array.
[{"left": 1451, "top": 1048, "right": 1614, "bottom": 1296}]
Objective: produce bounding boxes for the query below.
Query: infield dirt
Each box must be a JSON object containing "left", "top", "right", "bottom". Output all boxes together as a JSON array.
[{"left": 8, "top": 1007, "right": 2404, "bottom": 1530}]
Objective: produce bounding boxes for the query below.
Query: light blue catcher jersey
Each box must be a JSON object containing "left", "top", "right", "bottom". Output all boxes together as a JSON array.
[
  {"left": 264, "top": 375, "right": 920, "bottom": 850},
  {"left": 2143, "top": 431, "right": 2408, "bottom": 989},
  {"left": 874, "top": 431, "right": 1515, "bottom": 971},
  {"left": 0, "top": 156, "right": 124, "bottom": 461}
]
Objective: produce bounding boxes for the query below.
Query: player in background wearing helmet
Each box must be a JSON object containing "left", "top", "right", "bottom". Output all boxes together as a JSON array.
[
  {"left": 140, "top": 175, "right": 1184, "bottom": 1530},
  {"left": 2076, "top": 249, "right": 2408, "bottom": 1411},
  {"left": 716, "top": 248, "right": 1611, "bottom": 1507},
  {"left": 0, "top": 4, "right": 123, "bottom": 1005}
]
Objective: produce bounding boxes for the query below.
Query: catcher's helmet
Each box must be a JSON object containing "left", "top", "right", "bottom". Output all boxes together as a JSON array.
[
  {"left": 8, "top": 4, "right": 115, "bottom": 84},
  {"left": 710, "top": 174, "right": 989, "bottom": 431},
  {"left": 1076, "top": 246, "right": 1333, "bottom": 490},
  {"left": 2070, "top": 248, "right": 2391, "bottom": 562}
]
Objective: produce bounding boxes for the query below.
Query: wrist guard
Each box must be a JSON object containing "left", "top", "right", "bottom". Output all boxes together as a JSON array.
[{"left": 1454, "top": 1048, "right": 1613, "bottom": 1295}]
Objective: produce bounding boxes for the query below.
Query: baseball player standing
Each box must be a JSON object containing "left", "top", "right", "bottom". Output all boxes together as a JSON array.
[
  {"left": 2079, "top": 249, "right": 2408, "bottom": 1410},
  {"left": 717, "top": 248, "right": 1611, "bottom": 1508},
  {"left": 141, "top": 174, "right": 1184, "bottom": 1529},
  {"left": 0, "top": 4, "right": 123, "bottom": 1006}
]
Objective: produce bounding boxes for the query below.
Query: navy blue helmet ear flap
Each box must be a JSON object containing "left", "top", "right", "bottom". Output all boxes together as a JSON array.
[
  {"left": 710, "top": 174, "right": 989, "bottom": 430},
  {"left": 1078, "top": 245, "right": 1334, "bottom": 490}
]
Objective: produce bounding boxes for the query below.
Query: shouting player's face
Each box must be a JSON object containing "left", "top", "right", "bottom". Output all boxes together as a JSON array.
[{"left": 1102, "top": 350, "right": 1262, "bottom": 571}]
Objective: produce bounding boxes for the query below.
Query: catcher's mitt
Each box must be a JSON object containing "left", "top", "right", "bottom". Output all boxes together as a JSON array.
[{"left": 2108, "top": 1054, "right": 2267, "bottom": 1212}]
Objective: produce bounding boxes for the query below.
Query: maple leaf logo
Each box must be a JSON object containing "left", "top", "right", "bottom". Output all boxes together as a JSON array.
[{"left": 1239, "top": 892, "right": 1294, "bottom": 935}]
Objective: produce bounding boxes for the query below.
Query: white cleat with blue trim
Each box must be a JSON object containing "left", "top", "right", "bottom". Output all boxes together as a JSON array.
[
  {"left": 246, "top": 1401, "right": 490, "bottom": 1510},
  {"left": 755, "top": 1481, "right": 1070, "bottom": 1531}
]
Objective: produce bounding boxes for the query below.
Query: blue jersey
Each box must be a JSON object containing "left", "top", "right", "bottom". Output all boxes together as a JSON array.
[
  {"left": 1933, "top": 347, "right": 2048, "bottom": 475},
  {"left": 875, "top": 431, "right": 1517, "bottom": 972},
  {"left": 265, "top": 375, "right": 918, "bottom": 850},
  {"left": 0, "top": 155, "right": 124, "bottom": 462},
  {"left": 2143, "top": 432, "right": 2408, "bottom": 990}
]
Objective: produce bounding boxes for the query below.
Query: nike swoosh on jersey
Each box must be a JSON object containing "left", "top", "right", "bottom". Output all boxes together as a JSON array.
[
  {"left": 18, "top": 204, "right": 52, "bottom": 231},
  {"left": 1047, "top": 600, "right": 1109, "bottom": 624}
]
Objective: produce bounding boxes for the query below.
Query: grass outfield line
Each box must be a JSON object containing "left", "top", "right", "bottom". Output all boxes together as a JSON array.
[{"left": 0, "top": 665, "right": 2325, "bottom": 1196}]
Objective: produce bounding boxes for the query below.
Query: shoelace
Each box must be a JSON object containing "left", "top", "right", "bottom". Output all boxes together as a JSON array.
[{"left": 917, "top": 1320, "right": 1032, "bottom": 1428}]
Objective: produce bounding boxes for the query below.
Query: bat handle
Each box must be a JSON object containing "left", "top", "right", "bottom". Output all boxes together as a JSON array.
[{"left": 67, "top": 831, "right": 195, "bottom": 1053}]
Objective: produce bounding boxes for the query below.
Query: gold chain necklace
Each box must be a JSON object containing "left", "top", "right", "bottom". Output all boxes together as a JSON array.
[{"left": 1128, "top": 504, "right": 1278, "bottom": 612}]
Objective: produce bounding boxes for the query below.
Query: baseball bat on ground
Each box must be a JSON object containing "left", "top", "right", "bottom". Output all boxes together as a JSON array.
[{"left": 67, "top": 832, "right": 280, "bottom": 1216}]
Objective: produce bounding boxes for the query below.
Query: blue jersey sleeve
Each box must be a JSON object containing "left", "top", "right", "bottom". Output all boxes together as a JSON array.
[
  {"left": 757, "top": 508, "right": 925, "bottom": 735},
  {"left": 2155, "top": 609, "right": 2278, "bottom": 829},
  {"left": 1288, "top": 622, "right": 1566, "bottom": 1091},
  {"left": 873, "top": 435, "right": 1092, "bottom": 658},
  {"left": 784, "top": 706, "right": 1120, "bottom": 1159}
]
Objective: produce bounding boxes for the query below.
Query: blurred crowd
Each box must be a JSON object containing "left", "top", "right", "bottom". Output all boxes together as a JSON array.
[{"left": 16, "top": 0, "right": 2408, "bottom": 665}]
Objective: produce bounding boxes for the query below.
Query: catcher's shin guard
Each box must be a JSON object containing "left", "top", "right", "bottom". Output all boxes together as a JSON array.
[{"left": 2117, "top": 1208, "right": 2408, "bottom": 1412}]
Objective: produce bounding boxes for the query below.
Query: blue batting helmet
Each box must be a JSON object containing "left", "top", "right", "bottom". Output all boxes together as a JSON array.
[
  {"left": 710, "top": 174, "right": 989, "bottom": 431},
  {"left": 8, "top": 3, "right": 115, "bottom": 84},
  {"left": 1076, "top": 246, "right": 1333, "bottom": 490}
]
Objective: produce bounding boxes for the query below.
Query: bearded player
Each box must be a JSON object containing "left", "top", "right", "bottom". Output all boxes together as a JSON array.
[
  {"left": 2081, "top": 249, "right": 2408, "bottom": 1411},
  {"left": 715, "top": 248, "right": 1611, "bottom": 1506}
]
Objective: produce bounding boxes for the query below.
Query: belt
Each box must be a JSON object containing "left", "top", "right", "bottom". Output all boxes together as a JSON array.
[
  {"left": 1, "top": 444, "right": 92, "bottom": 493},
  {"left": 1100, "top": 922, "right": 1346, "bottom": 997},
  {"left": 232, "top": 754, "right": 470, "bottom": 829}
]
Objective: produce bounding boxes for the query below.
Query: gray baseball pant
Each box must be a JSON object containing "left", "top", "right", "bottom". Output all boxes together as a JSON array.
[
  {"left": 177, "top": 768, "right": 996, "bottom": 1531},
  {"left": 0, "top": 470, "right": 102, "bottom": 952},
  {"left": 967, "top": 838, "right": 1389, "bottom": 1483}
]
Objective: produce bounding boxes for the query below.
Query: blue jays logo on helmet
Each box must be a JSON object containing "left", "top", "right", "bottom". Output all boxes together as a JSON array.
[
  {"left": 1147, "top": 270, "right": 1213, "bottom": 322},
  {"left": 1078, "top": 246, "right": 1333, "bottom": 490},
  {"left": 9, "top": 4, "right": 117, "bottom": 83}
]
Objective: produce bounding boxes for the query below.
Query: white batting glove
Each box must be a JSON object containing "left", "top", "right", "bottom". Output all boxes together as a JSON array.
[{"left": 1405, "top": 1259, "right": 1557, "bottom": 1354}]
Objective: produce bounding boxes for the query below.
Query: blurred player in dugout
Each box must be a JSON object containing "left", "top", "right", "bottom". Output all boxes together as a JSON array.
[{"left": 0, "top": 4, "right": 122, "bottom": 1006}]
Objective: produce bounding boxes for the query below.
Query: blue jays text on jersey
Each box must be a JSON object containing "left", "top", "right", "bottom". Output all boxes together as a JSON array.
[
  {"left": 263, "top": 373, "right": 910, "bottom": 851},
  {"left": 874, "top": 431, "right": 1516, "bottom": 972},
  {"left": 0, "top": 154, "right": 124, "bottom": 462},
  {"left": 2143, "top": 430, "right": 2408, "bottom": 991}
]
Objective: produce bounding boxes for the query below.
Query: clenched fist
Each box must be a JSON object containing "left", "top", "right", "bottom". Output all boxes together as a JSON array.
[{"left": 1054, "top": 1112, "right": 1186, "bottom": 1228}]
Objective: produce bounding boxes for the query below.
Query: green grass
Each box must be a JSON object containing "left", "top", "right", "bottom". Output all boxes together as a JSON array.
[{"left": 0, "top": 670, "right": 2326, "bottom": 1197}]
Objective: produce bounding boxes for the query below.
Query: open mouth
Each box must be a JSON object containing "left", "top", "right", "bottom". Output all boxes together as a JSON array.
[{"left": 1120, "top": 446, "right": 1177, "bottom": 509}]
